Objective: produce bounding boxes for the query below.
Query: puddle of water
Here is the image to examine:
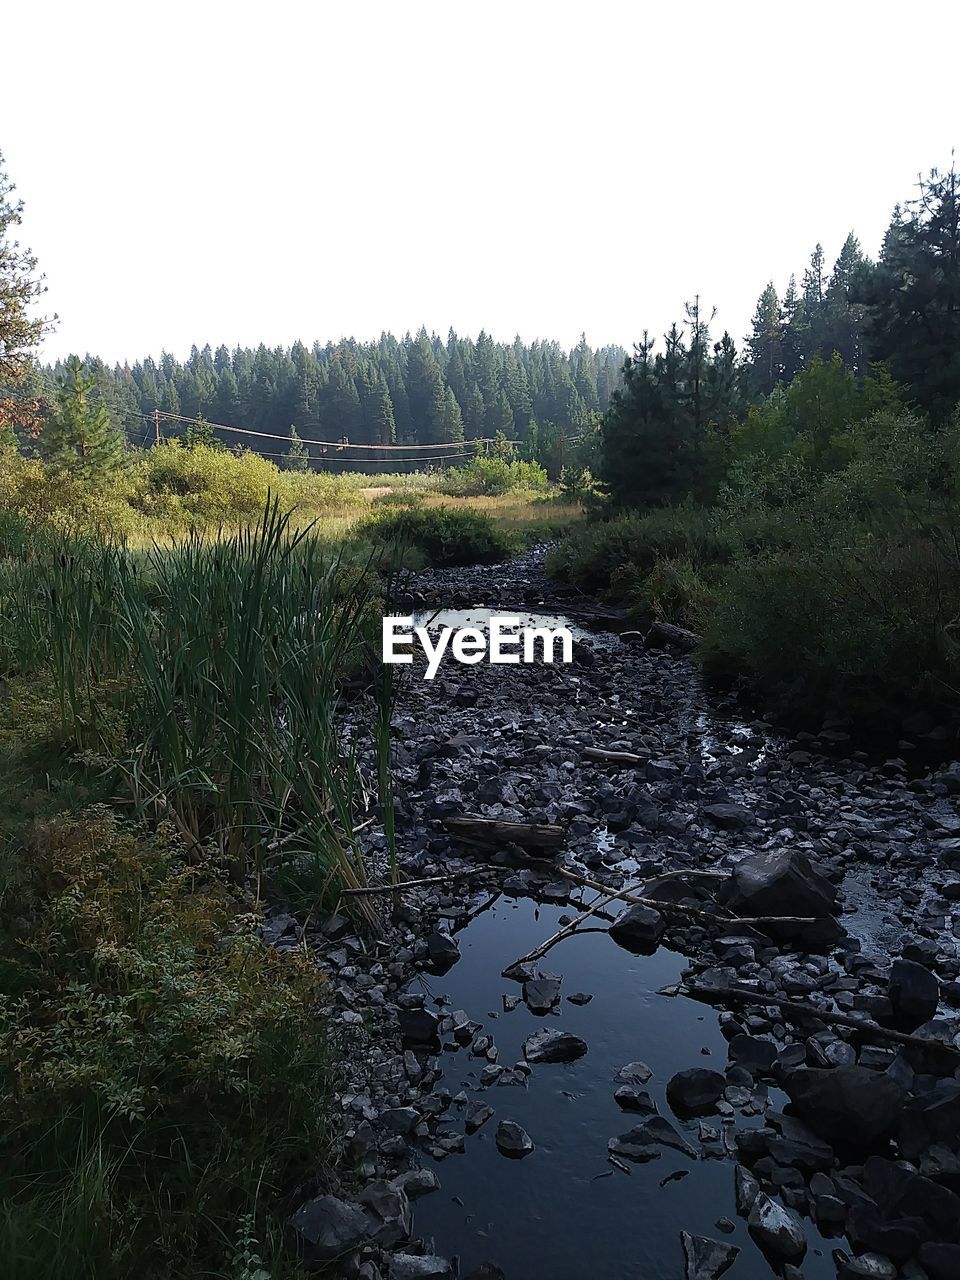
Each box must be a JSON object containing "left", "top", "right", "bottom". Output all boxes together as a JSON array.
[
  {"left": 412, "top": 608, "right": 621, "bottom": 648},
  {"left": 408, "top": 896, "right": 838, "bottom": 1280}
]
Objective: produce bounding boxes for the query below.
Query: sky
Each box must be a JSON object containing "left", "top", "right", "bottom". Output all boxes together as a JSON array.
[{"left": 5, "top": 0, "right": 959, "bottom": 365}]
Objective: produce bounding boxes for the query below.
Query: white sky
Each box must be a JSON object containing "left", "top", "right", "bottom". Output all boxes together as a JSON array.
[{"left": 5, "top": 0, "right": 959, "bottom": 365}]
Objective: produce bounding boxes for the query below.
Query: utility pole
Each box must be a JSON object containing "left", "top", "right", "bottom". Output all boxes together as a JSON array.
[{"left": 153, "top": 408, "right": 161, "bottom": 447}]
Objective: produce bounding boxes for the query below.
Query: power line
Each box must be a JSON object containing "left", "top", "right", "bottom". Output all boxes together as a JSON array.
[{"left": 153, "top": 410, "right": 494, "bottom": 452}]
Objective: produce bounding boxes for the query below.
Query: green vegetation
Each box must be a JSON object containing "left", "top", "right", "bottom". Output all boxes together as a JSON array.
[
  {"left": 552, "top": 161, "right": 960, "bottom": 729},
  {"left": 0, "top": 491, "right": 395, "bottom": 1275},
  {"left": 360, "top": 504, "right": 519, "bottom": 567}
]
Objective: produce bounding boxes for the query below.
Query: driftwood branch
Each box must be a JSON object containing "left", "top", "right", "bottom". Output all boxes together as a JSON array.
[
  {"left": 581, "top": 747, "right": 647, "bottom": 767},
  {"left": 339, "top": 867, "right": 485, "bottom": 897},
  {"left": 682, "top": 981, "right": 960, "bottom": 1056},
  {"left": 533, "top": 860, "right": 817, "bottom": 928},
  {"left": 445, "top": 816, "right": 565, "bottom": 849},
  {"left": 506, "top": 884, "right": 635, "bottom": 969}
]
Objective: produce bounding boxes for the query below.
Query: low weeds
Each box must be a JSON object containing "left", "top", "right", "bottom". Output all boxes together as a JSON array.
[{"left": 0, "top": 807, "right": 334, "bottom": 1279}]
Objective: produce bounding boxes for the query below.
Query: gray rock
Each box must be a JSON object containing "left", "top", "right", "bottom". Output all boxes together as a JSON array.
[
  {"left": 837, "top": 1254, "right": 897, "bottom": 1280},
  {"left": 389, "top": 1254, "right": 455, "bottom": 1279},
  {"left": 719, "top": 848, "right": 842, "bottom": 947},
  {"left": 680, "top": 1231, "right": 740, "bottom": 1280},
  {"left": 702, "top": 804, "right": 755, "bottom": 831},
  {"left": 394, "top": 1168, "right": 440, "bottom": 1199},
  {"left": 610, "top": 1115, "right": 698, "bottom": 1161},
  {"left": 495, "top": 1119, "right": 534, "bottom": 1157},
  {"left": 522, "top": 1028, "right": 588, "bottom": 1064},
  {"left": 523, "top": 977, "right": 561, "bottom": 1014},
  {"left": 398, "top": 1007, "right": 440, "bottom": 1044},
  {"left": 358, "top": 1180, "right": 411, "bottom": 1247},
  {"left": 608, "top": 903, "right": 665, "bottom": 953},
  {"left": 782, "top": 1066, "right": 905, "bottom": 1147},
  {"left": 920, "top": 1242, "right": 960, "bottom": 1280},
  {"left": 614, "top": 1085, "right": 657, "bottom": 1112},
  {"left": 666, "top": 1068, "right": 726, "bottom": 1116},
  {"left": 889, "top": 958, "right": 939, "bottom": 1029},
  {"left": 425, "top": 931, "right": 460, "bottom": 971},
  {"left": 379, "top": 1107, "right": 421, "bottom": 1136},
  {"left": 616, "top": 1060, "right": 653, "bottom": 1084},
  {"left": 747, "top": 1192, "right": 807, "bottom": 1260},
  {"left": 288, "top": 1194, "right": 369, "bottom": 1266},
  {"left": 465, "top": 1101, "right": 495, "bottom": 1133}
]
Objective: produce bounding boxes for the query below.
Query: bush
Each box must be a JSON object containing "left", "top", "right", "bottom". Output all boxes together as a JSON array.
[
  {"left": 437, "top": 455, "right": 549, "bottom": 497},
  {"left": 0, "top": 807, "right": 335, "bottom": 1279},
  {"left": 360, "top": 504, "right": 519, "bottom": 566},
  {"left": 546, "top": 503, "right": 731, "bottom": 593}
]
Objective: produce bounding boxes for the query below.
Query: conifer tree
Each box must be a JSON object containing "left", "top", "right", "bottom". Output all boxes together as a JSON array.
[
  {"left": 285, "top": 424, "right": 309, "bottom": 471},
  {"left": 746, "top": 283, "right": 783, "bottom": 394},
  {"left": 0, "top": 151, "right": 51, "bottom": 437},
  {"left": 40, "top": 357, "right": 125, "bottom": 480}
]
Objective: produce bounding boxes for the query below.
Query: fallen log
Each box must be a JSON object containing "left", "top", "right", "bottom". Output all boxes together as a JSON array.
[
  {"left": 644, "top": 620, "right": 700, "bottom": 653},
  {"left": 682, "top": 981, "right": 960, "bottom": 1056},
  {"left": 445, "top": 815, "right": 565, "bottom": 850},
  {"left": 581, "top": 747, "right": 647, "bottom": 767}
]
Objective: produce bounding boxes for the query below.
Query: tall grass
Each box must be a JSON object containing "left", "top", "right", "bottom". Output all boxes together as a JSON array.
[{"left": 0, "top": 501, "right": 387, "bottom": 912}]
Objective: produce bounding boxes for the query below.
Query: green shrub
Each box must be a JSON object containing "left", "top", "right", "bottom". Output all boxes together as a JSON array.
[
  {"left": 360, "top": 504, "right": 518, "bottom": 566},
  {"left": 546, "top": 503, "right": 731, "bottom": 593},
  {"left": 0, "top": 807, "right": 335, "bottom": 1279},
  {"left": 437, "top": 456, "right": 549, "bottom": 497}
]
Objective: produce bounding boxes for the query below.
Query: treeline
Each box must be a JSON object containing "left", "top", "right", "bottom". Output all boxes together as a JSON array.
[
  {"left": 35, "top": 330, "right": 626, "bottom": 467},
  {"left": 556, "top": 161, "right": 960, "bottom": 730}
]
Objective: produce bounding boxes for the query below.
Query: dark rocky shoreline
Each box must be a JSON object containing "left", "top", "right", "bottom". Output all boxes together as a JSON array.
[{"left": 266, "top": 549, "right": 960, "bottom": 1280}]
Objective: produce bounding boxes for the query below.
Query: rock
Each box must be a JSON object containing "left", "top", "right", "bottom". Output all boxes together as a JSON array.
[
  {"left": 680, "top": 1231, "right": 740, "bottom": 1280},
  {"left": 719, "top": 848, "right": 842, "bottom": 947},
  {"left": 523, "top": 977, "right": 561, "bottom": 1013},
  {"left": 781, "top": 1066, "right": 905, "bottom": 1147},
  {"left": 567, "top": 991, "right": 592, "bottom": 1005},
  {"left": 288, "top": 1194, "right": 369, "bottom": 1267},
  {"left": 608, "top": 903, "right": 665, "bottom": 954},
  {"left": 394, "top": 1168, "right": 440, "bottom": 1199},
  {"left": 465, "top": 1101, "right": 495, "bottom": 1133},
  {"left": 495, "top": 1119, "right": 534, "bottom": 1157},
  {"left": 616, "top": 1060, "right": 653, "bottom": 1084},
  {"left": 920, "top": 1242, "right": 960, "bottom": 1280},
  {"left": 702, "top": 804, "right": 755, "bottom": 831},
  {"left": 389, "top": 1254, "right": 455, "bottom": 1279},
  {"left": 888, "top": 958, "right": 939, "bottom": 1029},
  {"left": 358, "top": 1180, "right": 411, "bottom": 1247},
  {"left": 735, "top": 1166, "right": 760, "bottom": 1215},
  {"left": 379, "top": 1107, "right": 421, "bottom": 1136},
  {"left": 610, "top": 1116, "right": 698, "bottom": 1161},
  {"left": 666, "top": 1068, "right": 726, "bottom": 1116},
  {"left": 747, "top": 1192, "right": 807, "bottom": 1260},
  {"left": 728, "top": 1034, "right": 778, "bottom": 1075},
  {"left": 425, "top": 931, "right": 460, "bottom": 972},
  {"left": 398, "top": 1007, "right": 440, "bottom": 1044},
  {"left": 836, "top": 1254, "right": 897, "bottom": 1280},
  {"left": 522, "top": 1028, "right": 588, "bottom": 1064},
  {"left": 614, "top": 1085, "right": 657, "bottom": 1112},
  {"left": 862, "top": 1155, "right": 960, "bottom": 1243}
]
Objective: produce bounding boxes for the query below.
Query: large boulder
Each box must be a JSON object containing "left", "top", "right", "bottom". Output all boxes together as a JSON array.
[
  {"left": 781, "top": 1067, "right": 905, "bottom": 1148},
  {"left": 719, "top": 849, "right": 842, "bottom": 947},
  {"left": 888, "top": 958, "right": 939, "bottom": 1029},
  {"left": 666, "top": 1068, "right": 726, "bottom": 1117},
  {"left": 288, "top": 1194, "right": 370, "bottom": 1268},
  {"left": 863, "top": 1155, "right": 960, "bottom": 1243}
]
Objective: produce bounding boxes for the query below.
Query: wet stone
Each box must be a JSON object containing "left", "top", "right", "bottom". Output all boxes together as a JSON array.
[
  {"left": 495, "top": 1119, "right": 534, "bottom": 1158},
  {"left": 522, "top": 1028, "right": 588, "bottom": 1064}
]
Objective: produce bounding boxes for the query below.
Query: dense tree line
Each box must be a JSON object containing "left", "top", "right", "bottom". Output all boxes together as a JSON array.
[
  {"left": 35, "top": 330, "right": 626, "bottom": 469},
  {"left": 599, "top": 163, "right": 960, "bottom": 506}
]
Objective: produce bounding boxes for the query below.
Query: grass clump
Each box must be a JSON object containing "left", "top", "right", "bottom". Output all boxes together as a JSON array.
[{"left": 437, "top": 455, "right": 549, "bottom": 497}]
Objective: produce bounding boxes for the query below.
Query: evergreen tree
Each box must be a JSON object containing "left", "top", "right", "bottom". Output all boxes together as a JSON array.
[
  {"left": 746, "top": 283, "right": 783, "bottom": 394},
  {"left": 857, "top": 163, "right": 960, "bottom": 419},
  {"left": 0, "top": 151, "right": 50, "bottom": 437},
  {"left": 285, "top": 424, "right": 309, "bottom": 471},
  {"left": 40, "top": 357, "right": 125, "bottom": 480}
]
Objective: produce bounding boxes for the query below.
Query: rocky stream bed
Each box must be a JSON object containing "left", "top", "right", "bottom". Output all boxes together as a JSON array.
[{"left": 266, "top": 550, "right": 960, "bottom": 1280}]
